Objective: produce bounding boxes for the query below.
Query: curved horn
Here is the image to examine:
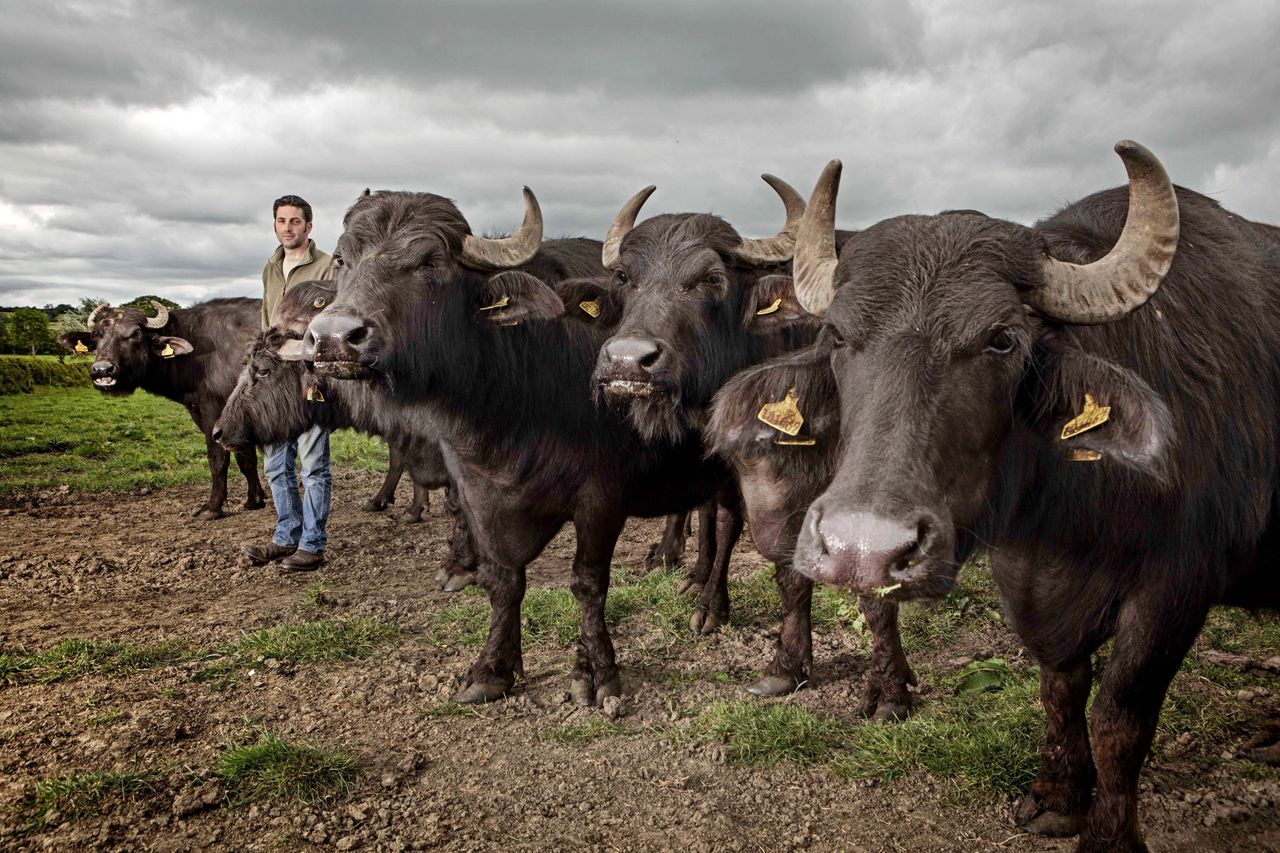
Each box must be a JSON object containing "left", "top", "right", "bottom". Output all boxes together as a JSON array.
[
  {"left": 733, "top": 174, "right": 807, "bottom": 265},
  {"left": 601, "top": 185, "right": 656, "bottom": 270},
  {"left": 1027, "top": 140, "right": 1180, "bottom": 324},
  {"left": 85, "top": 302, "right": 109, "bottom": 328},
  {"left": 145, "top": 300, "right": 170, "bottom": 329},
  {"left": 458, "top": 186, "right": 544, "bottom": 271},
  {"left": 792, "top": 160, "right": 843, "bottom": 316}
]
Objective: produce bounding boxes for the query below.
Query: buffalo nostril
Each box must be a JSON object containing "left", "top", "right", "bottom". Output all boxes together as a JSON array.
[
  {"left": 211, "top": 427, "right": 223, "bottom": 442},
  {"left": 638, "top": 346, "right": 661, "bottom": 370},
  {"left": 345, "top": 325, "right": 369, "bottom": 347}
]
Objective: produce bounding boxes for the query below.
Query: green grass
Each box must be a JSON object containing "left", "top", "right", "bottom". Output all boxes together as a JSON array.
[
  {"left": 196, "top": 617, "right": 401, "bottom": 683},
  {"left": 0, "top": 638, "right": 190, "bottom": 685},
  {"left": 298, "top": 581, "right": 335, "bottom": 607},
  {"left": 0, "top": 386, "right": 390, "bottom": 497},
  {"left": 213, "top": 730, "right": 358, "bottom": 805},
  {"left": 15, "top": 769, "right": 156, "bottom": 832},
  {"left": 677, "top": 700, "right": 852, "bottom": 766},
  {"left": 539, "top": 718, "right": 627, "bottom": 746}
]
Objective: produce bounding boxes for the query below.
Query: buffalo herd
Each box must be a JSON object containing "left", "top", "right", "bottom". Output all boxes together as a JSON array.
[{"left": 62, "top": 141, "right": 1278, "bottom": 852}]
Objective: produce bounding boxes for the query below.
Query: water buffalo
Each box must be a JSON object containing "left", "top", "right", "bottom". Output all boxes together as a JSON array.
[
  {"left": 58, "top": 299, "right": 267, "bottom": 520},
  {"left": 213, "top": 280, "right": 479, "bottom": 586},
  {"left": 304, "top": 187, "right": 736, "bottom": 705},
  {"left": 589, "top": 177, "right": 912, "bottom": 713},
  {"left": 786, "top": 142, "right": 1280, "bottom": 851}
]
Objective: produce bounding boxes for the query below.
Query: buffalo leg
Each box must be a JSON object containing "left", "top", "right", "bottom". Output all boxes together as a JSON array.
[
  {"left": 645, "top": 511, "right": 691, "bottom": 570},
  {"left": 857, "top": 599, "right": 916, "bottom": 721},
  {"left": 569, "top": 512, "right": 625, "bottom": 706},
  {"left": 195, "top": 432, "right": 230, "bottom": 520},
  {"left": 396, "top": 480, "right": 429, "bottom": 524},
  {"left": 235, "top": 448, "right": 266, "bottom": 510},
  {"left": 364, "top": 444, "right": 404, "bottom": 511},
  {"left": 679, "top": 501, "right": 718, "bottom": 595},
  {"left": 690, "top": 497, "right": 743, "bottom": 635},
  {"left": 456, "top": 559, "right": 526, "bottom": 704},
  {"left": 434, "top": 484, "right": 478, "bottom": 592},
  {"left": 1015, "top": 658, "right": 1095, "bottom": 838},
  {"left": 747, "top": 561, "right": 813, "bottom": 696}
]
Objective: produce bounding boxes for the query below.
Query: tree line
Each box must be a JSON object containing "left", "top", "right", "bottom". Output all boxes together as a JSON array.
[{"left": 0, "top": 296, "right": 180, "bottom": 356}]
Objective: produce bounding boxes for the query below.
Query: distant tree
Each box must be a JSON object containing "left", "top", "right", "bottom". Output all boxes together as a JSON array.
[
  {"left": 122, "top": 295, "right": 181, "bottom": 317},
  {"left": 0, "top": 314, "right": 10, "bottom": 353},
  {"left": 41, "top": 303, "right": 74, "bottom": 320},
  {"left": 10, "top": 308, "right": 53, "bottom": 356}
]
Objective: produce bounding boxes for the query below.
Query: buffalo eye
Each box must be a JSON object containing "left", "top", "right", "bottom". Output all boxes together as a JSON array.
[
  {"left": 254, "top": 367, "right": 270, "bottom": 379},
  {"left": 822, "top": 324, "right": 846, "bottom": 349},
  {"left": 613, "top": 269, "right": 631, "bottom": 287},
  {"left": 985, "top": 327, "right": 1018, "bottom": 355},
  {"left": 333, "top": 252, "right": 345, "bottom": 269}
]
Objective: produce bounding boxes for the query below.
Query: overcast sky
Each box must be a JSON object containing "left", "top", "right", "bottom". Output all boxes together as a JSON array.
[{"left": 3, "top": 0, "right": 1278, "bottom": 307}]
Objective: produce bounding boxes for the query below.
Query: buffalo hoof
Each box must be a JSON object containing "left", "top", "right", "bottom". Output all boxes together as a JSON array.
[
  {"left": 1242, "top": 722, "right": 1280, "bottom": 765},
  {"left": 242, "top": 498, "right": 266, "bottom": 511},
  {"left": 395, "top": 510, "right": 423, "bottom": 525},
  {"left": 442, "top": 572, "right": 476, "bottom": 593},
  {"left": 644, "top": 543, "right": 682, "bottom": 571},
  {"left": 1014, "top": 793, "right": 1084, "bottom": 838},
  {"left": 870, "top": 702, "right": 912, "bottom": 722},
  {"left": 689, "top": 606, "right": 726, "bottom": 636},
  {"left": 192, "top": 506, "right": 223, "bottom": 521},
  {"left": 456, "top": 680, "right": 509, "bottom": 705},
  {"left": 745, "top": 673, "right": 807, "bottom": 698},
  {"left": 361, "top": 497, "right": 391, "bottom": 512},
  {"left": 570, "top": 676, "right": 622, "bottom": 707},
  {"left": 678, "top": 579, "right": 704, "bottom": 596}
]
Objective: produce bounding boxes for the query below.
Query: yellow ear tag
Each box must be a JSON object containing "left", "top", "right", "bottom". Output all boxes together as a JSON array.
[
  {"left": 1067, "top": 448, "right": 1102, "bottom": 462},
  {"left": 306, "top": 387, "right": 325, "bottom": 403},
  {"left": 1061, "top": 393, "right": 1111, "bottom": 440},
  {"left": 774, "top": 437, "right": 816, "bottom": 447},
  {"left": 160, "top": 343, "right": 176, "bottom": 358},
  {"left": 579, "top": 299, "right": 601, "bottom": 318},
  {"left": 756, "top": 297, "right": 783, "bottom": 316},
  {"left": 480, "top": 295, "right": 511, "bottom": 312},
  {"left": 757, "top": 387, "right": 805, "bottom": 436},
  {"left": 74, "top": 340, "right": 89, "bottom": 354}
]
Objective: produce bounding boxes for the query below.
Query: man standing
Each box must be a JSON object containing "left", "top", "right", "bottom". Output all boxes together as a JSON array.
[{"left": 244, "top": 195, "right": 334, "bottom": 571}]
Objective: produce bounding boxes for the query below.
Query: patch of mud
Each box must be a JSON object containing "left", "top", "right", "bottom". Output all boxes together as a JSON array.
[{"left": 0, "top": 472, "right": 1276, "bottom": 850}]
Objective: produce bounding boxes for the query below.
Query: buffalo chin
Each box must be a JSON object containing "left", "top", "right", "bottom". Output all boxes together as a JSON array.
[{"left": 313, "top": 360, "right": 374, "bottom": 381}]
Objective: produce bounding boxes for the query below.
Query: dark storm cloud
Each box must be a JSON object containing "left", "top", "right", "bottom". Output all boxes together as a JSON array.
[{"left": 1, "top": 0, "right": 1278, "bottom": 306}]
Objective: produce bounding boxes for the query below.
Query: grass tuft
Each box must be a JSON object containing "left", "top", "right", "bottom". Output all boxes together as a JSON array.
[
  {"left": 225, "top": 617, "right": 399, "bottom": 664},
  {"left": 539, "top": 718, "right": 627, "bottom": 746},
  {"left": 213, "top": 730, "right": 358, "bottom": 805},
  {"left": 678, "top": 700, "right": 852, "bottom": 766},
  {"left": 16, "top": 769, "right": 156, "bottom": 832},
  {"left": 298, "top": 581, "right": 335, "bottom": 608},
  {"left": 0, "top": 638, "right": 189, "bottom": 685}
]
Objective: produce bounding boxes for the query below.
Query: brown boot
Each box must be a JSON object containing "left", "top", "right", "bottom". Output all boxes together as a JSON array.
[
  {"left": 280, "top": 549, "right": 324, "bottom": 572},
  {"left": 243, "top": 541, "right": 296, "bottom": 566}
]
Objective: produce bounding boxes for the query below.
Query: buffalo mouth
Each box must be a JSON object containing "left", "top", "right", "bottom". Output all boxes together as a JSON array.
[
  {"left": 602, "top": 379, "right": 659, "bottom": 398},
  {"left": 312, "top": 359, "right": 374, "bottom": 380},
  {"left": 92, "top": 377, "right": 117, "bottom": 388}
]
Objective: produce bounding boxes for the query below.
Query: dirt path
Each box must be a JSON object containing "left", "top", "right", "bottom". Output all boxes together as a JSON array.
[{"left": 1, "top": 473, "right": 1276, "bottom": 851}]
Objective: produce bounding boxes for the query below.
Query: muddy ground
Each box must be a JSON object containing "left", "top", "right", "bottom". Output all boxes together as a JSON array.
[{"left": 0, "top": 469, "right": 1277, "bottom": 851}]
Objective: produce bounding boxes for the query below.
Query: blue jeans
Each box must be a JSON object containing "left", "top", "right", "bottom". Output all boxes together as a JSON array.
[{"left": 263, "top": 425, "right": 331, "bottom": 554}]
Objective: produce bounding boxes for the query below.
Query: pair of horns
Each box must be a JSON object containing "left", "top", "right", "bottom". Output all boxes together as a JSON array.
[
  {"left": 85, "top": 300, "right": 170, "bottom": 329},
  {"left": 792, "top": 140, "right": 1181, "bottom": 324},
  {"left": 601, "top": 174, "right": 807, "bottom": 270},
  {"left": 457, "top": 186, "right": 544, "bottom": 271}
]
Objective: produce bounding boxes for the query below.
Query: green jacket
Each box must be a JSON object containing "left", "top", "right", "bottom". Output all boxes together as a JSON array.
[{"left": 261, "top": 239, "right": 335, "bottom": 329}]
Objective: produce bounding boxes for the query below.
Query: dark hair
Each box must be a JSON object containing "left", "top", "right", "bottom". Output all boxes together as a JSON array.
[{"left": 273, "top": 195, "right": 313, "bottom": 222}]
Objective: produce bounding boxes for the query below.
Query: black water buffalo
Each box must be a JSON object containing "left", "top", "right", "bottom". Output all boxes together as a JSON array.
[
  {"left": 58, "top": 299, "right": 267, "bottom": 519},
  {"left": 785, "top": 143, "right": 1280, "bottom": 851},
  {"left": 303, "top": 187, "right": 734, "bottom": 705},
  {"left": 589, "top": 178, "right": 913, "bottom": 714},
  {"left": 213, "top": 280, "right": 479, "bottom": 586}
]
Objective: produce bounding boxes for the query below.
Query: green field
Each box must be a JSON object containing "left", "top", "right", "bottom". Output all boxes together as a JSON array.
[{"left": 0, "top": 386, "right": 388, "bottom": 497}]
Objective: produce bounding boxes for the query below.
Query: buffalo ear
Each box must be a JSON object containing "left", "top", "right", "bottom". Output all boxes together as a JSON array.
[
  {"left": 744, "top": 274, "right": 812, "bottom": 332},
  {"left": 477, "top": 271, "right": 565, "bottom": 326},
  {"left": 1029, "top": 344, "right": 1175, "bottom": 482},
  {"left": 553, "top": 276, "right": 624, "bottom": 327},
  {"left": 152, "top": 336, "right": 194, "bottom": 358},
  {"left": 58, "top": 330, "right": 94, "bottom": 352}
]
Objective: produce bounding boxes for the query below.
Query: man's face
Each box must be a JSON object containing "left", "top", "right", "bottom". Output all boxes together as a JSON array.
[{"left": 274, "top": 205, "right": 312, "bottom": 251}]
